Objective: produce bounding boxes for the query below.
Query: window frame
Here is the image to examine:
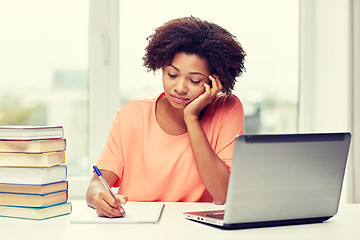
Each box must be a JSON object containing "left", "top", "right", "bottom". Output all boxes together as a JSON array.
[
  {"left": 349, "top": 0, "right": 360, "bottom": 203},
  {"left": 69, "top": 0, "right": 120, "bottom": 199}
]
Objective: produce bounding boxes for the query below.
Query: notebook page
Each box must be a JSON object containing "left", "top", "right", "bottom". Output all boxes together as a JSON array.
[{"left": 70, "top": 201, "right": 164, "bottom": 224}]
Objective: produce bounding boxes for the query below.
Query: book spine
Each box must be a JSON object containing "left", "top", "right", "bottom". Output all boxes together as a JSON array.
[
  {"left": 0, "top": 151, "right": 65, "bottom": 167},
  {"left": 0, "top": 165, "right": 67, "bottom": 185},
  {"left": 0, "top": 139, "right": 66, "bottom": 153},
  {"left": 0, "top": 126, "right": 70, "bottom": 219}
]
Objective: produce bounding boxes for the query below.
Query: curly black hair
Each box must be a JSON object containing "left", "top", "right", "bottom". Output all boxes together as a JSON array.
[{"left": 143, "top": 16, "right": 246, "bottom": 94}]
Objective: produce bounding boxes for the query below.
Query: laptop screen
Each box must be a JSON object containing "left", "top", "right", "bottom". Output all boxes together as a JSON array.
[{"left": 224, "top": 133, "right": 351, "bottom": 224}]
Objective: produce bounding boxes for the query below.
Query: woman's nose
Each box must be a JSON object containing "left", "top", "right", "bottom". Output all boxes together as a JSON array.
[{"left": 174, "top": 78, "right": 187, "bottom": 94}]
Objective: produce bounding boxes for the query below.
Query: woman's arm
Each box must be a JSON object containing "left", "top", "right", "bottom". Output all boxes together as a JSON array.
[
  {"left": 86, "top": 169, "right": 128, "bottom": 217},
  {"left": 183, "top": 75, "right": 230, "bottom": 204},
  {"left": 185, "top": 116, "right": 230, "bottom": 204}
]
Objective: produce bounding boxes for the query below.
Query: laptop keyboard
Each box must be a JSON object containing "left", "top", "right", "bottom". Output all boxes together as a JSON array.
[{"left": 205, "top": 212, "right": 224, "bottom": 219}]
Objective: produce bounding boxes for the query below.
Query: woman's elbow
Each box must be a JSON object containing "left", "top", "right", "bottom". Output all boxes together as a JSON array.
[{"left": 213, "top": 194, "right": 227, "bottom": 205}]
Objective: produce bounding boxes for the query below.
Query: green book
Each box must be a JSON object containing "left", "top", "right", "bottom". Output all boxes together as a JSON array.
[{"left": 0, "top": 202, "right": 71, "bottom": 220}]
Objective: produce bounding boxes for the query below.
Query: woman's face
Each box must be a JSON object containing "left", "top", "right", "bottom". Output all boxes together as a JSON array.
[{"left": 162, "top": 52, "right": 211, "bottom": 109}]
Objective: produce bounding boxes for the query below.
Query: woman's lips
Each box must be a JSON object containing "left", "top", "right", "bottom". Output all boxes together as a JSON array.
[{"left": 170, "top": 94, "right": 189, "bottom": 104}]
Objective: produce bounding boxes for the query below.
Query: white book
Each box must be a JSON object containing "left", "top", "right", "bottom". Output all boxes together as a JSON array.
[
  {"left": 70, "top": 201, "right": 164, "bottom": 224},
  {"left": 0, "top": 165, "right": 67, "bottom": 185},
  {"left": 0, "top": 126, "right": 64, "bottom": 140}
]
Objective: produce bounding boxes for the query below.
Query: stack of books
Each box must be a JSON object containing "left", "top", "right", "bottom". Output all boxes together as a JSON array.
[{"left": 0, "top": 126, "right": 72, "bottom": 220}]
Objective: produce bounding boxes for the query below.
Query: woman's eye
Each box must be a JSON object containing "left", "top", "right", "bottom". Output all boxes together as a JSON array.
[
  {"left": 168, "top": 73, "right": 177, "bottom": 78},
  {"left": 190, "top": 79, "right": 201, "bottom": 84}
]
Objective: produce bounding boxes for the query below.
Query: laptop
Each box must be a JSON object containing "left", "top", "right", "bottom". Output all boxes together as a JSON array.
[{"left": 184, "top": 132, "right": 351, "bottom": 229}]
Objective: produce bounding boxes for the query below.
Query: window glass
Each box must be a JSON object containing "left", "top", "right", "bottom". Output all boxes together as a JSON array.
[
  {"left": 0, "top": 0, "right": 89, "bottom": 176},
  {"left": 119, "top": 0, "right": 299, "bottom": 134}
]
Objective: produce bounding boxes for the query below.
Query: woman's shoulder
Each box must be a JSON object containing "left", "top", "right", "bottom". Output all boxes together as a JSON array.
[
  {"left": 117, "top": 96, "right": 157, "bottom": 115},
  {"left": 210, "top": 94, "right": 243, "bottom": 111},
  {"left": 202, "top": 94, "right": 244, "bottom": 138}
]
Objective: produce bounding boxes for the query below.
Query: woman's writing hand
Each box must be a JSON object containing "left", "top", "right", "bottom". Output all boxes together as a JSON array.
[
  {"left": 92, "top": 191, "right": 128, "bottom": 218},
  {"left": 86, "top": 169, "right": 128, "bottom": 218}
]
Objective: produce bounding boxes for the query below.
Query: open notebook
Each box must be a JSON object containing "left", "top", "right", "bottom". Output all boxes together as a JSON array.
[{"left": 70, "top": 201, "right": 164, "bottom": 224}]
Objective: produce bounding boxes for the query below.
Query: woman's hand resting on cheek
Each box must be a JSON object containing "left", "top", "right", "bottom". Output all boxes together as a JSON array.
[{"left": 183, "top": 74, "right": 223, "bottom": 121}]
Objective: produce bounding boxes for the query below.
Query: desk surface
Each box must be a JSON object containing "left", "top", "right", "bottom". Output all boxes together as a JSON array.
[{"left": 1, "top": 200, "right": 359, "bottom": 240}]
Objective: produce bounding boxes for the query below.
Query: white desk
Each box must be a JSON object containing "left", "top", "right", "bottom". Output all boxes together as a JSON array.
[{"left": 1, "top": 201, "right": 359, "bottom": 240}]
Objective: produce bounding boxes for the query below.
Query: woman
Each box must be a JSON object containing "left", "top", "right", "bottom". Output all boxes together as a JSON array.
[{"left": 86, "top": 16, "right": 246, "bottom": 218}]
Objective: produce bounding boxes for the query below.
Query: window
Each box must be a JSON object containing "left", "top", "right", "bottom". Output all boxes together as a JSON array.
[
  {"left": 0, "top": 1, "right": 89, "bottom": 177},
  {"left": 0, "top": 0, "right": 300, "bottom": 198},
  {"left": 118, "top": 0, "right": 299, "bottom": 134}
]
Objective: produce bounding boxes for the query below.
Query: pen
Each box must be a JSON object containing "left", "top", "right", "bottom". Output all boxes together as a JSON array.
[{"left": 93, "top": 165, "right": 121, "bottom": 203}]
